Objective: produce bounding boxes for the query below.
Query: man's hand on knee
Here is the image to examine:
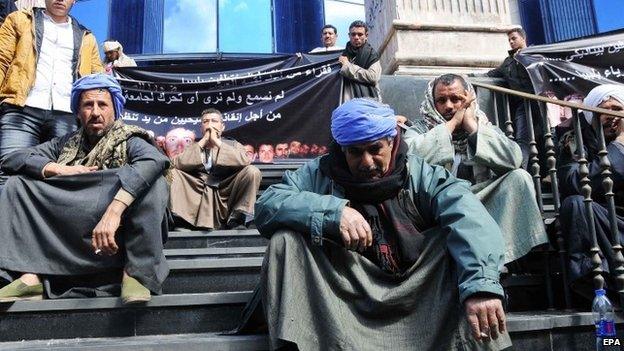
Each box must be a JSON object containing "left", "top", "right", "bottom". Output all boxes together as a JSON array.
[
  {"left": 92, "top": 200, "right": 126, "bottom": 256},
  {"left": 339, "top": 207, "right": 372, "bottom": 252},
  {"left": 464, "top": 295, "right": 506, "bottom": 341}
]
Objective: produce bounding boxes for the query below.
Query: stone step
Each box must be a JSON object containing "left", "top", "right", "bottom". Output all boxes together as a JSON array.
[
  {"left": 165, "top": 229, "right": 267, "bottom": 249},
  {"left": 1, "top": 308, "right": 622, "bottom": 350},
  {"left": 164, "top": 257, "right": 263, "bottom": 294},
  {"left": 164, "top": 247, "right": 267, "bottom": 259},
  {"left": 0, "top": 292, "right": 252, "bottom": 343},
  {"left": 0, "top": 334, "right": 269, "bottom": 351},
  {"left": 509, "top": 311, "right": 624, "bottom": 351}
]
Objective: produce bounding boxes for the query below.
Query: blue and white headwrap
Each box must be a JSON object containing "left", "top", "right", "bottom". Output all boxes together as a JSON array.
[
  {"left": 70, "top": 73, "right": 126, "bottom": 119},
  {"left": 331, "top": 98, "right": 397, "bottom": 146}
]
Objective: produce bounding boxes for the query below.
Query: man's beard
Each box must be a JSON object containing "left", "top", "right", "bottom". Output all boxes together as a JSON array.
[{"left": 86, "top": 123, "right": 114, "bottom": 145}]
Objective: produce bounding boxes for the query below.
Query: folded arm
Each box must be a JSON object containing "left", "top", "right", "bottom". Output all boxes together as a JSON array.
[
  {"left": 340, "top": 60, "right": 381, "bottom": 85},
  {"left": 254, "top": 159, "right": 348, "bottom": 241}
]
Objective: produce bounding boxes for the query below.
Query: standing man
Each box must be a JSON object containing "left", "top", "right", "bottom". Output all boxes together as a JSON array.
[
  {"left": 102, "top": 39, "right": 137, "bottom": 74},
  {"left": 478, "top": 27, "right": 534, "bottom": 168},
  {"left": 339, "top": 20, "right": 381, "bottom": 102},
  {"left": 0, "top": 0, "right": 103, "bottom": 186},
  {"left": 169, "top": 108, "right": 262, "bottom": 230},
  {"left": 309, "top": 24, "right": 343, "bottom": 53}
]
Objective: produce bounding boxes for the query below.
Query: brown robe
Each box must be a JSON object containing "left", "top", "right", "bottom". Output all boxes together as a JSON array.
[{"left": 169, "top": 139, "right": 262, "bottom": 229}]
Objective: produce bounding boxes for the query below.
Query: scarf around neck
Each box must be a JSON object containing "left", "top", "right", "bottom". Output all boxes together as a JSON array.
[
  {"left": 342, "top": 41, "right": 380, "bottom": 99},
  {"left": 57, "top": 120, "right": 152, "bottom": 169},
  {"left": 413, "top": 78, "right": 489, "bottom": 158}
]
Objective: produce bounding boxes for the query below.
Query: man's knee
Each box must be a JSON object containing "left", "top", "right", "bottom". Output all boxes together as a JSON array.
[
  {"left": 561, "top": 195, "right": 584, "bottom": 213},
  {"left": 502, "top": 168, "right": 534, "bottom": 190},
  {"left": 269, "top": 230, "right": 305, "bottom": 248},
  {"left": 238, "top": 165, "right": 262, "bottom": 184}
]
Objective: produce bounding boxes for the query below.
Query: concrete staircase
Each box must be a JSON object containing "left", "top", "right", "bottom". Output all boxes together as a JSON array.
[
  {"left": 0, "top": 228, "right": 267, "bottom": 349},
  {"left": 1, "top": 226, "right": 623, "bottom": 350}
]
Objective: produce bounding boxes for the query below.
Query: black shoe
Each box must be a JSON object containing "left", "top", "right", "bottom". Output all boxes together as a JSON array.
[{"left": 226, "top": 211, "right": 247, "bottom": 229}]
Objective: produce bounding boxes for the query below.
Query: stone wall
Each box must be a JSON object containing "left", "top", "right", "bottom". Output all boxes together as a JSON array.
[{"left": 366, "top": 0, "right": 520, "bottom": 76}]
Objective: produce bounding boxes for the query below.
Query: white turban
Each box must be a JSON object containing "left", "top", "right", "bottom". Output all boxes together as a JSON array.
[
  {"left": 102, "top": 41, "right": 122, "bottom": 53},
  {"left": 583, "top": 84, "right": 624, "bottom": 124}
]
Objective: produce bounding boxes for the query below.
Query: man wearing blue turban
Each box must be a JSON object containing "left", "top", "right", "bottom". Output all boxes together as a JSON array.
[
  {"left": 0, "top": 73, "right": 170, "bottom": 305},
  {"left": 244, "top": 98, "right": 511, "bottom": 350}
]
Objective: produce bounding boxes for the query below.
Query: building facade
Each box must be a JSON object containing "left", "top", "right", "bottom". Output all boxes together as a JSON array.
[
  {"left": 511, "top": 0, "right": 624, "bottom": 45},
  {"left": 71, "top": 0, "right": 364, "bottom": 55},
  {"left": 31, "top": 0, "right": 624, "bottom": 57}
]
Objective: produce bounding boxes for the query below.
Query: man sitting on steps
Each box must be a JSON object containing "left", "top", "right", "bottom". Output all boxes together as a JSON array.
[
  {"left": 0, "top": 73, "right": 170, "bottom": 304},
  {"left": 403, "top": 73, "right": 548, "bottom": 265},
  {"left": 250, "top": 98, "right": 511, "bottom": 350},
  {"left": 169, "top": 108, "right": 262, "bottom": 230}
]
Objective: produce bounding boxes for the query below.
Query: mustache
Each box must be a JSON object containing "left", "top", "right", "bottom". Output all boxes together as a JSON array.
[{"left": 357, "top": 165, "right": 381, "bottom": 175}]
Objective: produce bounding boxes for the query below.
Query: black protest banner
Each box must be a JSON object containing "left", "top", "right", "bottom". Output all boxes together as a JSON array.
[
  {"left": 115, "top": 52, "right": 342, "bottom": 162},
  {"left": 516, "top": 31, "right": 624, "bottom": 98}
]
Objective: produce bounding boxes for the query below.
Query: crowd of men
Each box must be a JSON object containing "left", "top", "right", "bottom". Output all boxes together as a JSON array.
[{"left": 0, "top": 1, "right": 622, "bottom": 351}]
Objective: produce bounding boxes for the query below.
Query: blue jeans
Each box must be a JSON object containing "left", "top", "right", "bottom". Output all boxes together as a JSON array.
[{"left": 0, "top": 104, "right": 77, "bottom": 186}]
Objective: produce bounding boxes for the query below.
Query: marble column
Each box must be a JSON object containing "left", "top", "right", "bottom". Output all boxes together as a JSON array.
[{"left": 366, "top": 0, "right": 519, "bottom": 76}]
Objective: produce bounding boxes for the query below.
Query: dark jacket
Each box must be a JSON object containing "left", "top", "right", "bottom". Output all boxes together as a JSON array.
[
  {"left": 254, "top": 155, "right": 506, "bottom": 303},
  {"left": 486, "top": 49, "right": 533, "bottom": 93}
]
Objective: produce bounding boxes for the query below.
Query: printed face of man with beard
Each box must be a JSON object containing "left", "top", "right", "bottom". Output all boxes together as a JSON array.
[
  {"left": 275, "top": 143, "right": 289, "bottom": 158},
  {"left": 289, "top": 141, "right": 302, "bottom": 156}
]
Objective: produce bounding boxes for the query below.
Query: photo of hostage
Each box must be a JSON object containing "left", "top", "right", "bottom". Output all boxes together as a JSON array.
[
  {"left": 0, "top": 73, "right": 170, "bottom": 304},
  {"left": 169, "top": 108, "right": 262, "bottom": 230},
  {"left": 162, "top": 127, "right": 196, "bottom": 159},
  {"left": 288, "top": 141, "right": 302, "bottom": 157},
  {"left": 244, "top": 144, "right": 257, "bottom": 162},
  {"left": 258, "top": 144, "right": 275, "bottom": 163},
  {"left": 274, "top": 143, "right": 289, "bottom": 159}
]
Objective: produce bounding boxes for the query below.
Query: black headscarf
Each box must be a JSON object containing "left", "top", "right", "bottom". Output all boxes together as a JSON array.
[
  {"left": 342, "top": 42, "right": 380, "bottom": 99},
  {"left": 319, "top": 133, "right": 426, "bottom": 275}
]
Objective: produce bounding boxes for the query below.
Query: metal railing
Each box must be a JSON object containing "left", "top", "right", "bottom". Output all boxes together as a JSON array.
[{"left": 471, "top": 81, "right": 624, "bottom": 309}]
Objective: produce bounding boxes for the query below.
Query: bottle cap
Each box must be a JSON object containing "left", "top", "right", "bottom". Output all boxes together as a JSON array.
[{"left": 596, "top": 289, "right": 606, "bottom": 296}]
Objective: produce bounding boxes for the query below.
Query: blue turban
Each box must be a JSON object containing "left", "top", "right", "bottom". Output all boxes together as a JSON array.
[
  {"left": 331, "top": 98, "right": 397, "bottom": 146},
  {"left": 70, "top": 73, "right": 126, "bottom": 119}
]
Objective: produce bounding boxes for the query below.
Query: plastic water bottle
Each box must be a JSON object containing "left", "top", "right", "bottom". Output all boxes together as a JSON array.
[{"left": 593, "top": 289, "right": 617, "bottom": 350}]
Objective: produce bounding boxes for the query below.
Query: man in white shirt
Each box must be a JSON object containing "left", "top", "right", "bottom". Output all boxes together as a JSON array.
[
  {"left": 309, "top": 24, "right": 343, "bottom": 53},
  {"left": 0, "top": 0, "right": 103, "bottom": 187}
]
